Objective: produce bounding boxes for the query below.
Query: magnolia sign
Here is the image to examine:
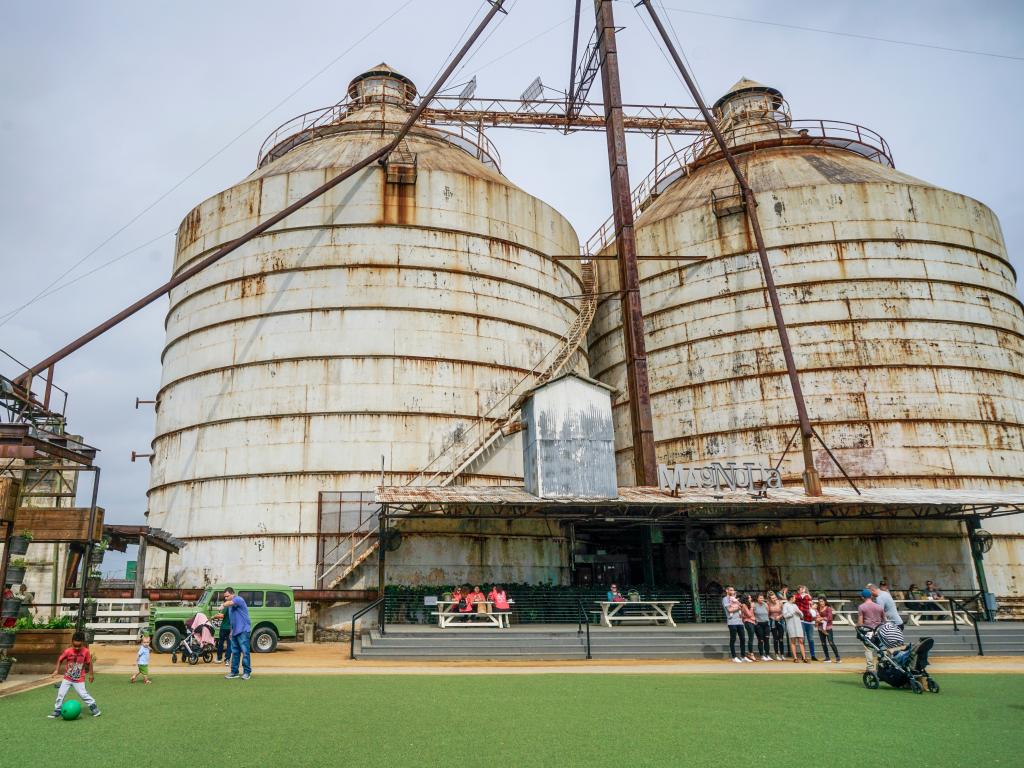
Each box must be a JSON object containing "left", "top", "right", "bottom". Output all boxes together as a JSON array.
[{"left": 658, "top": 462, "right": 783, "bottom": 493}]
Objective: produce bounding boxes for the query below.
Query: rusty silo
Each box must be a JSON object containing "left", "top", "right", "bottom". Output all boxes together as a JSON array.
[
  {"left": 146, "top": 64, "right": 584, "bottom": 587},
  {"left": 588, "top": 79, "right": 1024, "bottom": 595}
]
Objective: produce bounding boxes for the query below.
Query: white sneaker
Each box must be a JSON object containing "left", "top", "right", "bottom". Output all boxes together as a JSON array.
[
  {"left": 741, "top": 657, "right": 752, "bottom": 662},
  {"left": 761, "top": 656, "right": 771, "bottom": 661},
  {"left": 732, "top": 657, "right": 743, "bottom": 663}
]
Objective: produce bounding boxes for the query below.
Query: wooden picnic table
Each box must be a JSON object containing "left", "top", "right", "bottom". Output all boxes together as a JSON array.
[
  {"left": 595, "top": 600, "right": 678, "bottom": 627},
  {"left": 433, "top": 600, "right": 514, "bottom": 628}
]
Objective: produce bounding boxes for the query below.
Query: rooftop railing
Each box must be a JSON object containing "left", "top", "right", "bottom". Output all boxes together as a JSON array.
[
  {"left": 584, "top": 118, "right": 894, "bottom": 257},
  {"left": 257, "top": 99, "right": 501, "bottom": 172}
]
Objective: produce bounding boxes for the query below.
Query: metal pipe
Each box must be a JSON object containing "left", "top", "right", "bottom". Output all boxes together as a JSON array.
[
  {"left": 77, "top": 466, "right": 100, "bottom": 630},
  {"left": 637, "top": 0, "right": 822, "bottom": 495},
  {"left": 565, "top": 0, "right": 583, "bottom": 133},
  {"left": 21, "top": 0, "right": 510, "bottom": 384},
  {"left": 594, "top": 0, "right": 658, "bottom": 486},
  {"left": 377, "top": 510, "right": 386, "bottom": 636}
]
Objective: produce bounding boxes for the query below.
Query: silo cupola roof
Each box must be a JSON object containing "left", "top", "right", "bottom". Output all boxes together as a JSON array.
[
  {"left": 347, "top": 62, "right": 417, "bottom": 103},
  {"left": 713, "top": 77, "right": 783, "bottom": 110}
]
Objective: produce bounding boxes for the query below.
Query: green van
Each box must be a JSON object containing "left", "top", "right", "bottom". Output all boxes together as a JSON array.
[{"left": 149, "top": 583, "right": 297, "bottom": 654}]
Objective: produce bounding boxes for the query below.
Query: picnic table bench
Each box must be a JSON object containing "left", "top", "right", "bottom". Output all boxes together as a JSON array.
[
  {"left": 432, "top": 600, "right": 514, "bottom": 628},
  {"left": 594, "top": 600, "right": 678, "bottom": 627}
]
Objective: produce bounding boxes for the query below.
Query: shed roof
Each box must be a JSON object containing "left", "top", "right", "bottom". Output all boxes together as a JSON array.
[{"left": 376, "top": 484, "right": 1024, "bottom": 523}]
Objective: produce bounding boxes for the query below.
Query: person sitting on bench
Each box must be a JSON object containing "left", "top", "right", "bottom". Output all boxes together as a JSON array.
[
  {"left": 458, "top": 585, "right": 476, "bottom": 617},
  {"left": 489, "top": 585, "right": 511, "bottom": 620}
]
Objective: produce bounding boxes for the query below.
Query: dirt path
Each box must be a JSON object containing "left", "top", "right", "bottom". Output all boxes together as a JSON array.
[{"left": 65, "top": 643, "right": 1024, "bottom": 677}]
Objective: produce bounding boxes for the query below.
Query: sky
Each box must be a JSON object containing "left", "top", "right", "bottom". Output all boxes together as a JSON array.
[{"left": 1, "top": 1, "right": 1022, "bottom": 574}]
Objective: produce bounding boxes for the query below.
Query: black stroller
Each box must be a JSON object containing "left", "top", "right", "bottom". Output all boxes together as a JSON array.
[
  {"left": 171, "top": 612, "right": 216, "bottom": 666},
  {"left": 857, "top": 623, "right": 939, "bottom": 694}
]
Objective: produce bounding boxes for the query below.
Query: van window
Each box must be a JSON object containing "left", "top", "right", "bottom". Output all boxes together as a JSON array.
[
  {"left": 209, "top": 591, "right": 224, "bottom": 606},
  {"left": 266, "top": 591, "right": 291, "bottom": 608},
  {"left": 239, "top": 591, "right": 264, "bottom": 607}
]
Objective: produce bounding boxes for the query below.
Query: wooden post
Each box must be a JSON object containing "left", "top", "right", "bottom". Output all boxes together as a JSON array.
[{"left": 134, "top": 534, "right": 148, "bottom": 599}]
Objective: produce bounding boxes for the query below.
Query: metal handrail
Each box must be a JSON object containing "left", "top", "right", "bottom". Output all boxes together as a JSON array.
[
  {"left": 949, "top": 594, "right": 985, "bottom": 656},
  {"left": 350, "top": 597, "right": 386, "bottom": 661},
  {"left": 584, "top": 117, "right": 894, "bottom": 256},
  {"left": 576, "top": 598, "right": 592, "bottom": 660},
  {"left": 257, "top": 99, "right": 502, "bottom": 171}
]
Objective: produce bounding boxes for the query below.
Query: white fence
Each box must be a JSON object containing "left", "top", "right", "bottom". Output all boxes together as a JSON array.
[{"left": 60, "top": 598, "right": 150, "bottom": 643}]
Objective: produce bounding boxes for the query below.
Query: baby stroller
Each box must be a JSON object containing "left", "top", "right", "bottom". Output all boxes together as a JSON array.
[
  {"left": 171, "top": 612, "right": 216, "bottom": 666},
  {"left": 857, "top": 623, "right": 939, "bottom": 694}
]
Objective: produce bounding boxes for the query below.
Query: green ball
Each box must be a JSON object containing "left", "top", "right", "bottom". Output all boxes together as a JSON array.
[{"left": 61, "top": 700, "right": 81, "bottom": 720}]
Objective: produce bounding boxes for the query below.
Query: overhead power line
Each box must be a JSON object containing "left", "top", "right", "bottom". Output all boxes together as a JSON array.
[
  {"left": 661, "top": 5, "right": 1024, "bottom": 62},
  {"left": 0, "top": 0, "right": 417, "bottom": 328}
]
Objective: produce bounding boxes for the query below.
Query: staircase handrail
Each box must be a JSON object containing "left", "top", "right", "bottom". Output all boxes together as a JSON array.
[
  {"left": 318, "top": 507, "right": 380, "bottom": 587},
  {"left": 410, "top": 261, "right": 598, "bottom": 487},
  {"left": 350, "top": 596, "right": 386, "bottom": 660},
  {"left": 576, "top": 597, "right": 592, "bottom": 660}
]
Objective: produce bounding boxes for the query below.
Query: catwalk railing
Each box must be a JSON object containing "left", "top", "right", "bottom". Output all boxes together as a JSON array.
[{"left": 382, "top": 587, "right": 989, "bottom": 626}]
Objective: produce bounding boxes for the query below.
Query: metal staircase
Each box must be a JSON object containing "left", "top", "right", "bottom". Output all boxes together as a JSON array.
[
  {"left": 415, "top": 259, "right": 599, "bottom": 487},
  {"left": 319, "top": 261, "right": 600, "bottom": 589}
]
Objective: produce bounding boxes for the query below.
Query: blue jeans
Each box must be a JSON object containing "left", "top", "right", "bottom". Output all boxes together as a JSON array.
[
  {"left": 801, "top": 621, "right": 817, "bottom": 658},
  {"left": 230, "top": 631, "right": 251, "bottom": 675}
]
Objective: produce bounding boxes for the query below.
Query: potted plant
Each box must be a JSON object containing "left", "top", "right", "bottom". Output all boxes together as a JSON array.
[
  {"left": 9, "top": 530, "right": 33, "bottom": 556},
  {"left": 1, "top": 595, "right": 19, "bottom": 619},
  {"left": 89, "top": 538, "right": 109, "bottom": 567},
  {"left": 0, "top": 654, "right": 15, "bottom": 682},
  {"left": 6, "top": 557, "right": 27, "bottom": 584},
  {"left": 86, "top": 569, "right": 102, "bottom": 594},
  {"left": 0, "top": 628, "right": 15, "bottom": 650},
  {"left": 83, "top": 599, "right": 98, "bottom": 621},
  {"left": 83, "top": 629, "right": 96, "bottom": 644}
]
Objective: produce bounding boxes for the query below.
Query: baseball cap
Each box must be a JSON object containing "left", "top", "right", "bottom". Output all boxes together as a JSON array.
[{"left": 860, "top": 589, "right": 872, "bottom": 598}]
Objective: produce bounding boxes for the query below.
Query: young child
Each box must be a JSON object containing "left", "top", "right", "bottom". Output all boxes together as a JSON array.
[
  {"left": 130, "top": 634, "right": 152, "bottom": 684},
  {"left": 49, "top": 630, "right": 101, "bottom": 718}
]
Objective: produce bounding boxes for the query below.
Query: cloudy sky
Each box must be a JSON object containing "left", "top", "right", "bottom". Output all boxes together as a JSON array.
[{"left": 1, "top": 1, "right": 1021, "bottom": 574}]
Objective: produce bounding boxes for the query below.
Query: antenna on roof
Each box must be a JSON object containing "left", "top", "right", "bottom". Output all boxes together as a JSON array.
[
  {"left": 457, "top": 76, "right": 477, "bottom": 109},
  {"left": 520, "top": 76, "right": 544, "bottom": 102}
]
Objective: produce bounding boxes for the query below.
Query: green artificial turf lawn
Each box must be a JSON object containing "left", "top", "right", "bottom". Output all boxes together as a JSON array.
[{"left": 3, "top": 673, "right": 1022, "bottom": 767}]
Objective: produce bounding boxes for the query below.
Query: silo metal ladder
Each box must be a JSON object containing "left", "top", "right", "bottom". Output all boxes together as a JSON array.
[
  {"left": 420, "top": 259, "right": 599, "bottom": 487},
  {"left": 323, "top": 262, "right": 599, "bottom": 587}
]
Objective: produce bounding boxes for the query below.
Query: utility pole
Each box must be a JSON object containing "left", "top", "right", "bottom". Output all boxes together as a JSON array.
[
  {"left": 594, "top": 0, "right": 658, "bottom": 586},
  {"left": 593, "top": 0, "right": 657, "bottom": 489}
]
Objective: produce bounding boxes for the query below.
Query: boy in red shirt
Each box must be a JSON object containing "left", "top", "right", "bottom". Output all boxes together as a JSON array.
[{"left": 48, "top": 631, "right": 101, "bottom": 719}]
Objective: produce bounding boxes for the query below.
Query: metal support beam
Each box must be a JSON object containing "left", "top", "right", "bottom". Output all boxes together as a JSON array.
[
  {"left": 688, "top": 553, "right": 701, "bottom": 623},
  {"left": 637, "top": 0, "right": 821, "bottom": 495},
  {"left": 376, "top": 511, "right": 387, "bottom": 635},
  {"left": 965, "top": 516, "right": 992, "bottom": 620},
  {"left": 20, "top": 0, "right": 510, "bottom": 385},
  {"left": 76, "top": 466, "right": 100, "bottom": 629},
  {"left": 594, "top": 0, "right": 657, "bottom": 486},
  {"left": 565, "top": 0, "right": 583, "bottom": 132},
  {"left": 134, "top": 533, "right": 148, "bottom": 600}
]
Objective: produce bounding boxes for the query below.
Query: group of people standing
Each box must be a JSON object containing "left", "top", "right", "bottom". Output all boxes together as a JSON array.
[{"left": 722, "top": 585, "right": 841, "bottom": 664}]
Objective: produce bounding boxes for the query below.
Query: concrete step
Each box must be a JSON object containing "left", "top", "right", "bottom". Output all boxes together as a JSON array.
[{"left": 357, "top": 622, "right": 1024, "bottom": 660}]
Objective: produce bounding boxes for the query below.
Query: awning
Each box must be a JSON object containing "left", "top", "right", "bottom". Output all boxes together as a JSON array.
[{"left": 375, "top": 484, "right": 1024, "bottom": 523}]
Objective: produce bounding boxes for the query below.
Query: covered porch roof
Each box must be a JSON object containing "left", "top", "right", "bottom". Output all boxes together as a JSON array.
[{"left": 375, "top": 485, "right": 1024, "bottom": 523}]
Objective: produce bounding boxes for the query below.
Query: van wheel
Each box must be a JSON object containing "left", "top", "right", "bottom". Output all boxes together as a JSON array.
[
  {"left": 251, "top": 627, "right": 278, "bottom": 653},
  {"left": 154, "top": 626, "right": 182, "bottom": 654}
]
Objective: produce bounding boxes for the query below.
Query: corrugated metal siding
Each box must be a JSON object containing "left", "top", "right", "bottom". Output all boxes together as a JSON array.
[
  {"left": 147, "top": 106, "right": 583, "bottom": 587},
  {"left": 588, "top": 128, "right": 1024, "bottom": 595}
]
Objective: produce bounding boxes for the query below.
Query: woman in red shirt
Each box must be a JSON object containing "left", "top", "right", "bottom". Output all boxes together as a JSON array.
[
  {"left": 815, "top": 597, "right": 841, "bottom": 663},
  {"left": 795, "top": 585, "right": 818, "bottom": 661},
  {"left": 488, "top": 585, "right": 510, "bottom": 612}
]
